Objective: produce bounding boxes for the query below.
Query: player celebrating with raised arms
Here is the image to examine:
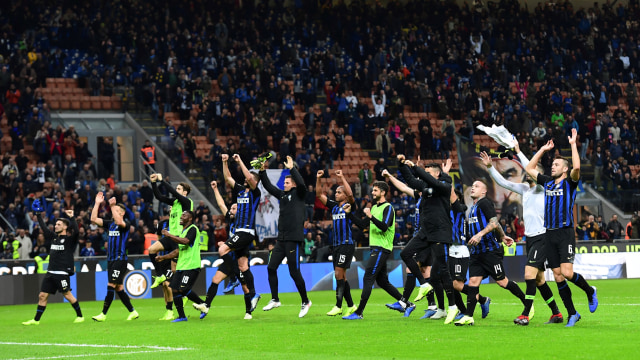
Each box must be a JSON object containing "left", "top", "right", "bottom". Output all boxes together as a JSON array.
[
  {"left": 524, "top": 129, "right": 598, "bottom": 327},
  {"left": 91, "top": 192, "right": 139, "bottom": 322},
  {"left": 194, "top": 157, "right": 261, "bottom": 320},
  {"left": 148, "top": 173, "right": 194, "bottom": 287},
  {"left": 260, "top": 156, "right": 312, "bottom": 317},
  {"left": 316, "top": 169, "right": 358, "bottom": 317},
  {"left": 23, "top": 205, "right": 83, "bottom": 325}
]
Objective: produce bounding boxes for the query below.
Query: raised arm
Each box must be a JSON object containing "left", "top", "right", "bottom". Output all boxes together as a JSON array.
[
  {"left": 413, "top": 164, "right": 451, "bottom": 195},
  {"left": 210, "top": 181, "right": 228, "bottom": 214},
  {"left": 568, "top": 128, "right": 580, "bottom": 181},
  {"left": 37, "top": 213, "right": 54, "bottom": 239},
  {"left": 233, "top": 153, "right": 257, "bottom": 190},
  {"left": 90, "top": 192, "right": 105, "bottom": 227},
  {"left": 315, "top": 170, "right": 328, "bottom": 205},
  {"left": 222, "top": 154, "right": 236, "bottom": 188},
  {"left": 525, "top": 140, "right": 554, "bottom": 181},
  {"left": 286, "top": 156, "right": 307, "bottom": 198},
  {"left": 398, "top": 156, "right": 427, "bottom": 191},
  {"left": 480, "top": 152, "right": 528, "bottom": 195},
  {"left": 335, "top": 169, "right": 354, "bottom": 204},
  {"left": 151, "top": 173, "right": 174, "bottom": 205},
  {"left": 64, "top": 210, "right": 79, "bottom": 236},
  {"left": 259, "top": 166, "right": 284, "bottom": 199},
  {"left": 164, "top": 180, "right": 192, "bottom": 210},
  {"left": 382, "top": 169, "right": 416, "bottom": 198}
]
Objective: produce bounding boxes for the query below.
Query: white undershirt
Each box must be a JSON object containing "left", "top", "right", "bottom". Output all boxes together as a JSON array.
[{"left": 488, "top": 152, "right": 546, "bottom": 237}]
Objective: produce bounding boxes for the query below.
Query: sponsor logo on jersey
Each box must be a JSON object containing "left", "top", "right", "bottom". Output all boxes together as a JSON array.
[
  {"left": 237, "top": 198, "right": 250, "bottom": 204},
  {"left": 546, "top": 189, "right": 564, "bottom": 196},
  {"left": 109, "top": 231, "right": 121, "bottom": 237},
  {"left": 51, "top": 244, "right": 65, "bottom": 251},
  {"left": 468, "top": 216, "right": 479, "bottom": 224},
  {"left": 332, "top": 213, "right": 346, "bottom": 220}
]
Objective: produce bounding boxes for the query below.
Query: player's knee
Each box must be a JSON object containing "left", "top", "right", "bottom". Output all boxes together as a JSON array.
[
  {"left": 238, "top": 264, "right": 249, "bottom": 272},
  {"left": 553, "top": 273, "right": 565, "bottom": 283},
  {"left": 38, "top": 292, "right": 48, "bottom": 302},
  {"left": 496, "top": 278, "right": 509, "bottom": 288}
]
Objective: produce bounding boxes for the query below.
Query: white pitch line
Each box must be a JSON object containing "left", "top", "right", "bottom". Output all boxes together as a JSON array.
[
  {"left": 0, "top": 342, "right": 190, "bottom": 351},
  {"left": 9, "top": 350, "right": 181, "bottom": 360}
]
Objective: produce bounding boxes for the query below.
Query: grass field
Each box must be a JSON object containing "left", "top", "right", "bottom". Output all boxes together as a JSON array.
[{"left": 1, "top": 279, "right": 638, "bottom": 360}]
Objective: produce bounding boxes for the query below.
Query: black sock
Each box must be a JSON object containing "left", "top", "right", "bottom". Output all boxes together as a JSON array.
[
  {"left": 505, "top": 281, "right": 526, "bottom": 304},
  {"left": 336, "top": 279, "right": 346, "bottom": 308},
  {"left": 231, "top": 260, "right": 241, "bottom": 282},
  {"left": 523, "top": 279, "right": 536, "bottom": 316},
  {"left": 117, "top": 290, "right": 134, "bottom": 312},
  {"left": 71, "top": 301, "right": 82, "bottom": 317},
  {"left": 174, "top": 294, "right": 185, "bottom": 318},
  {"left": 403, "top": 258, "right": 426, "bottom": 284},
  {"left": 465, "top": 286, "right": 479, "bottom": 317},
  {"left": 425, "top": 278, "right": 435, "bottom": 306},
  {"left": 569, "top": 273, "right": 594, "bottom": 298},
  {"left": 454, "top": 290, "right": 466, "bottom": 313},
  {"left": 205, "top": 282, "right": 219, "bottom": 307},
  {"left": 242, "top": 269, "right": 255, "bottom": 292},
  {"left": 538, "top": 283, "right": 560, "bottom": 315},
  {"left": 185, "top": 290, "right": 203, "bottom": 304},
  {"left": 34, "top": 305, "right": 46, "bottom": 321},
  {"left": 103, "top": 286, "right": 116, "bottom": 314},
  {"left": 244, "top": 293, "right": 252, "bottom": 313},
  {"left": 344, "top": 280, "right": 354, "bottom": 307},
  {"left": 403, "top": 273, "right": 417, "bottom": 301},
  {"left": 290, "top": 268, "right": 309, "bottom": 304},
  {"left": 149, "top": 253, "right": 158, "bottom": 276},
  {"left": 432, "top": 278, "right": 445, "bottom": 310},
  {"left": 166, "top": 301, "right": 173, "bottom": 311},
  {"left": 478, "top": 294, "right": 488, "bottom": 304},
  {"left": 268, "top": 268, "right": 279, "bottom": 302},
  {"left": 557, "top": 280, "right": 576, "bottom": 316}
]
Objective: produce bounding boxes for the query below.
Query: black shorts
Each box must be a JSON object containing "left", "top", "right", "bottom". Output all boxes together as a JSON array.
[
  {"left": 41, "top": 273, "right": 72, "bottom": 294},
  {"left": 545, "top": 227, "right": 575, "bottom": 268},
  {"left": 525, "top": 233, "right": 547, "bottom": 271},
  {"left": 332, "top": 244, "right": 355, "bottom": 269},
  {"left": 155, "top": 259, "right": 175, "bottom": 281},
  {"left": 170, "top": 269, "right": 200, "bottom": 293},
  {"left": 159, "top": 236, "right": 177, "bottom": 251},
  {"left": 449, "top": 256, "right": 470, "bottom": 282},
  {"left": 108, "top": 260, "right": 128, "bottom": 284},
  {"left": 268, "top": 241, "right": 302, "bottom": 270},
  {"left": 225, "top": 231, "right": 254, "bottom": 259},
  {"left": 415, "top": 246, "right": 432, "bottom": 267},
  {"left": 469, "top": 249, "right": 506, "bottom": 281}
]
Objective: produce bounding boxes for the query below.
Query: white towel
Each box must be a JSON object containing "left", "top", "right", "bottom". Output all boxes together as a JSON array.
[{"left": 477, "top": 124, "right": 516, "bottom": 149}]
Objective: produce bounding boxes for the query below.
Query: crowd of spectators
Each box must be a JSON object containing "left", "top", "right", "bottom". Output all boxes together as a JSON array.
[{"left": 4, "top": 0, "right": 640, "bottom": 260}]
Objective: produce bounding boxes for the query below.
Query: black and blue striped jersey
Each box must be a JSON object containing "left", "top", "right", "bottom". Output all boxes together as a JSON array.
[
  {"left": 233, "top": 183, "right": 261, "bottom": 231},
  {"left": 467, "top": 197, "right": 500, "bottom": 254},
  {"left": 537, "top": 174, "right": 579, "bottom": 230},
  {"left": 451, "top": 199, "right": 467, "bottom": 245},
  {"left": 413, "top": 190, "right": 421, "bottom": 237},
  {"left": 103, "top": 219, "right": 130, "bottom": 261},
  {"left": 326, "top": 199, "right": 354, "bottom": 246}
]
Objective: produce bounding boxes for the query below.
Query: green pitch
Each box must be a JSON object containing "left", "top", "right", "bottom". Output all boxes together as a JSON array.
[{"left": 1, "top": 279, "right": 638, "bottom": 360}]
